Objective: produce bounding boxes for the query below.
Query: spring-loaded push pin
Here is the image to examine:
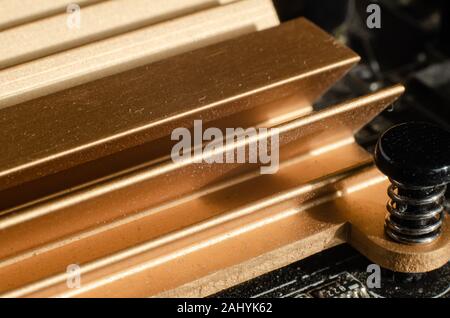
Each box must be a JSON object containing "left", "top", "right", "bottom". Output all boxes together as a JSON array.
[{"left": 374, "top": 122, "right": 450, "bottom": 244}]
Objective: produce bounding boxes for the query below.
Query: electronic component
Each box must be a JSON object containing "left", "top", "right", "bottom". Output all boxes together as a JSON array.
[
  {"left": 215, "top": 244, "right": 450, "bottom": 298},
  {"left": 375, "top": 122, "right": 450, "bottom": 244}
]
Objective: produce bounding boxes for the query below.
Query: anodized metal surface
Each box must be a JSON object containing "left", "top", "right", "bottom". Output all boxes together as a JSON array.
[
  {"left": 0, "top": 86, "right": 412, "bottom": 297},
  {"left": 1, "top": 14, "right": 447, "bottom": 298},
  {"left": 0, "top": 0, "right": 237, "bottom": 69},
  {"left": 0, "top": 18, "right": 358, "bottom": 192},
  {"left": 0, "top": 0, "right": 279, "bottom": 110}
]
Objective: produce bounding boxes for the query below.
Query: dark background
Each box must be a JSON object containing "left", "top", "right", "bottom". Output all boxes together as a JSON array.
[{"left": 274, "top": 0, "right": 450, "bottom": 141}]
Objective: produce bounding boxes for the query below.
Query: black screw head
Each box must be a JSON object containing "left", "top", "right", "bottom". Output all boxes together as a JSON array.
[{"left": 374, "top": 122, "right": 450, "bottom": 187}]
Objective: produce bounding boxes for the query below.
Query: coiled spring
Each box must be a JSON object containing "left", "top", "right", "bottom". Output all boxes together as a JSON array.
[{"left": 385, "top": 179, "right": 447, "bottom": 244}]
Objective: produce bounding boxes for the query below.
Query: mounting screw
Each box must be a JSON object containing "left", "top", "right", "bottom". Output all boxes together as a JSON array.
[{"left": 374, "top": 122, "right": 450, "bottom": 244}]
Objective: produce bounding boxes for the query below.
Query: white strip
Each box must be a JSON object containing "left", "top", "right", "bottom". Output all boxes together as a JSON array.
[{"left": 0, "top": 0, "right": 100, "bottom": 30}]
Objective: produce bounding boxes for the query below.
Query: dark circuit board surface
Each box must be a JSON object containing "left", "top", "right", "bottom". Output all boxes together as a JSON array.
[{"left": 213, "top": 244, "right": 450, "bottom": 298}]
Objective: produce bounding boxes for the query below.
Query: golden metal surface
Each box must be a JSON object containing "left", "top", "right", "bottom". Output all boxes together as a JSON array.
[
  {"left": 0, "top": 18, "right": 358, "bottom": 192},
  {"left": 1, "top": 14, "right": 448, "bottom": 298},
  {"left": 0, "top": 86, "right": 406, "bottom": 297},
  {"left": 0, "top": 0, "right": 237, "bottom": 69},
  {"left": 0, "top": 0, "right": 279, "bottom": 110},
  {"left": 158, "top": 167, "right": 449, "bottom": 298},
  {"left": 342, "top": 174, "right": 450, "bottom": 273}
]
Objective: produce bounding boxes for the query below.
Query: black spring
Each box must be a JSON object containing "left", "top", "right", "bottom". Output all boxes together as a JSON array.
[{"left": 385, "top": 179, "right": 447, "bottom": 244}]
